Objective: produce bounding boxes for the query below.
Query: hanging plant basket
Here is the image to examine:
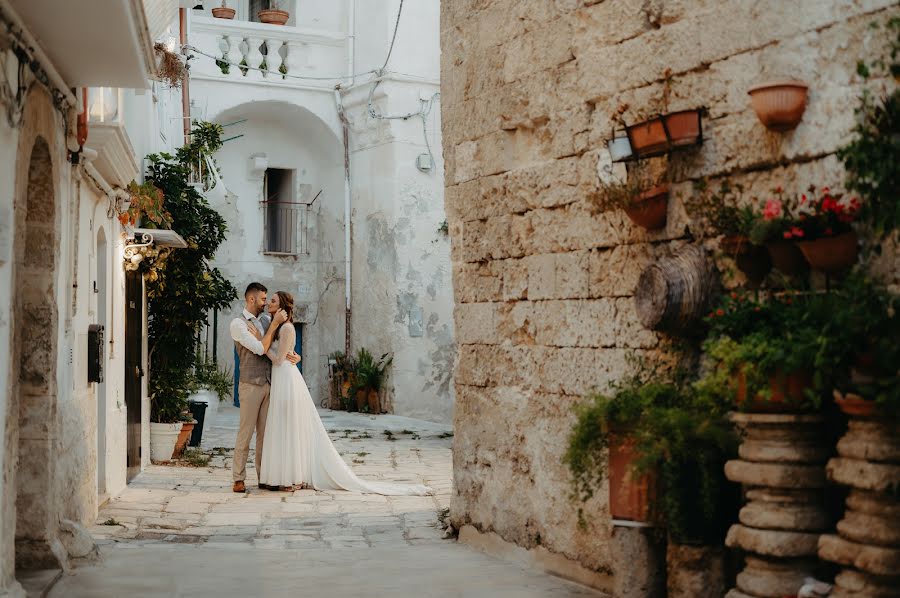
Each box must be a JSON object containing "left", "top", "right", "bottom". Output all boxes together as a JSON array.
[
  {"left": 721, "top": 235, "right": 772, "bottom": 285},
  {"left": 624, "top": 184, "right": 669, "bottom": 230},
  {"left": 747, "top": 80, "right": 809, "bottom": 131},
  {"left": 796, "top": 231, "right": 859, "bottom": 274},
  {"left": 765, "top": 240, "right": 808, "bottom": 275},
  {"left": 258, "top": 9, "right": 290, "bottom": 25},
  {"left": 212, "top": 6, "right": 236, "bottom": 18},
  {"left": 663, "top": 109, "right": 702, "bottom": 147}
]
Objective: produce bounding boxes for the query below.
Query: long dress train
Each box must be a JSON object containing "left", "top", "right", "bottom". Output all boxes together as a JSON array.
[{"left": 259, "top": 324, "right": 432, "bottom": 496}]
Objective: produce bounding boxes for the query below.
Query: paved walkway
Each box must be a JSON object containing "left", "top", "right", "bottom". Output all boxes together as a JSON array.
[{"left": 50, "top": 403, "right": 602, "bottom": 597}]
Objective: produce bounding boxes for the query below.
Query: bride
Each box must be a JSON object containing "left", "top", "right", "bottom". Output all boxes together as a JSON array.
[{"left": 248, "top": 291, "right": 432, "bottom": 496}]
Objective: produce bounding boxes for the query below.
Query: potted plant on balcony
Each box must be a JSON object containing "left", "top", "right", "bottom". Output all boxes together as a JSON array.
[
  {"left": 592, "top": 160, "right": 669, "bottom": 230},
  {"left": 258, "top": 0, "right": 290, "bottom": 25},
  {"left": 748, "top": 188, "right": 809, "bottom": 276},
  {"left": 212, "top": 1, "right": 236, "bottom": 19}
]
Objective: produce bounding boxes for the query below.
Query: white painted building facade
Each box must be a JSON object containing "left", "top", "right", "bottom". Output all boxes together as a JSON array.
[
  {"left": 188, "top": 0, "right": 454, "bottom": 423},
  {"left": 0, "top": 1, "right": 183, "bottom": 593}
]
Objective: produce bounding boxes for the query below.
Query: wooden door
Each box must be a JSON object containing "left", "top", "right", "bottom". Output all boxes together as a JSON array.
[{"left": 125, "top": 271, "right": 143, "bottom": 481}]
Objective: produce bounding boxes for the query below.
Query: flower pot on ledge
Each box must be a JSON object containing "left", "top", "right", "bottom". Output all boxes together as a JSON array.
[
  {"left": 796, "top": 231, "right": 859, "bottom": 274},
  {"left": 765, "top": 240, "right": 808, "bottom": 276},
  {"left": 609, "top": 432, "right": 655, "bottom": 523},
  {"left": 663, "top": 109, "right": 702, "bottom": 147},
  {"left": 258, "top": 9, "right": 289, "bottom": 25},
  {"left": 624, "top": 184, "right": 668, "bottom": 230},
  {"left": 212, "top": 6, "right": 236, "bottom": 18},
  {"left": 735, "top": 370, "right": 814, "bottom": 413},
  {"left": 748, "top": 80, "right": 809, "bottom": 131},
  {"left": 721, "top": 235, "right": 771, "bottom": 285}
]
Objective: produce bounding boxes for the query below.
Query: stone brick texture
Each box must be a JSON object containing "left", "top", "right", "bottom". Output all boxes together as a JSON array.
[{"left": 441, "top": 0, "right": 900, "bottom": 577}]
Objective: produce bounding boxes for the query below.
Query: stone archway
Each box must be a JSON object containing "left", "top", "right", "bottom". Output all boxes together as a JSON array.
[{"left": 12, "top": 135, "right": 64, "bottom": 570}]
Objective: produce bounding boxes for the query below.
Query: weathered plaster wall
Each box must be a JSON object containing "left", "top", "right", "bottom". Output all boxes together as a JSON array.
[
  {"left": 347, "top": 0, "right": 454, "bottom": 423},
  {"left": 205, "top": 100, "right": 346, "bottom": 402},
  {"left": 442, "top": 0, "right": 900, "bottom": 585}
]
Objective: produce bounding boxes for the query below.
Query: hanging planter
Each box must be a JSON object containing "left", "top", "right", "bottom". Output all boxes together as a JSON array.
[
  {"left": 625, "top": 116, "right": 668, "bottom": 157},
  {"left": 796, "top": 231, "right": 859, "bottom": 274},
  {"left": 721, "top": 235, "right": 772, "bottom": 285},
  {"left": 833, "top": 391, "right": 878, "bottom": 418},
  {"left": 258, "top": 8, "right": 290, "bottom": 25},
  {"left": 624, "top": 184, "right": 669, "bottom": 230},
  {"left": 765, "top": 240, "right": 808, "bottom": 275},
  {"left": 748, "top": 80, "right": 809, "bottom": 131},
  {"left": 663, "top": 109, "right": 702, "bottom": 147}
]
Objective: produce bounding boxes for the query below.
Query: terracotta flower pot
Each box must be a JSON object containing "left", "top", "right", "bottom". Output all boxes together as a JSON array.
[
  {"left": 765, "top": 240, "right": 808, "bottom": 275},
  {"left": 722, "top": 235, "right": 771, "bottom": 285},
  {"left": 747, "top": 80, "right": 809, "bottom": 132},
  {"left": 211, "top": 6, "right": 236, "bottom": 18},
  {"left": 258, "top": 9, "right": 289, "bottom": 25},
  {"left": 366, "top": 389, "right": 380, "bottom": 414},
  {"left": 735, "top": 370, "right": 813, "bottom": 412},
  {"left": 663, "top": 109, "right": 702, "bottom": 147},
  {"left": 624, "top": 184, "right": 668, "bottom": 230},
  {"left": 626, "top": 117, "right": 668, "bottom": 157},
  {"left": 608, "top": 432, "right": 655, "bottom": 523},
  {"left": 833, "top": 390, "right": 878, "bottom": 418},
  {"left": 796, "top": 231, "right": 859, "bottom": 273},
  {"left": 174, "top": 421, "right": 195, "bottom": 457}
]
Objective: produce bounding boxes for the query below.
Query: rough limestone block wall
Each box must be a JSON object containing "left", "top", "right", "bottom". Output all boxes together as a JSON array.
[{"left": 441, "top": 0, "right": 900, "bottom": 580}]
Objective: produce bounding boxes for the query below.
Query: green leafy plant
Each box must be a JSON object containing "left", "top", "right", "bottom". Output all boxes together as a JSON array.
[
  {"left": 565, "top": 370, "right": 737, "bottom": 543},
  {"left": 192, "top": 352, "right": 234, "bottom": 402},
  {"left": 684, "top": 179, "right": 759, "bottom": 238},
  {"left": 239, "top": 57, "right": 249, "bottom": 76},
  {"left": 181, "top": 448, "right": 211, "bottom": 467},
  {"left": 145, "top": 121, "right": 237, "bottom": 423},
  {"left": 348, "top": 348, "right": 393, "bottom": 396},
  {"left": 589, "top": 160, "right": 656, "bottom": 213},
  {"left": 216, "top": 56, "right": 230, "bottom": 75},
  {"left": 838, "top": 17, "right": 900, "bottom": 239}
]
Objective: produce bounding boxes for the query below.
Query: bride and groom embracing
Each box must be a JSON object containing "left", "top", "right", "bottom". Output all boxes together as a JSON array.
[{"left": 229, "top": 282, "right": 431, "bottom": 496}]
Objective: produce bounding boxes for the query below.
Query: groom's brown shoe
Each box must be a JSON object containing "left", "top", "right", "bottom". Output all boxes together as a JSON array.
[
  {"left": 232, "top": 481, "right": 246, "bottom": 493},
  {"left": 258, "top": 483, "right": 270, "bottom": 490}
]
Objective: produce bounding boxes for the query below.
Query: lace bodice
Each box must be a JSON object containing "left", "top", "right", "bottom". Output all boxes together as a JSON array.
[{"left": 266, "top": 323, "right": 295, "bottom": 366}]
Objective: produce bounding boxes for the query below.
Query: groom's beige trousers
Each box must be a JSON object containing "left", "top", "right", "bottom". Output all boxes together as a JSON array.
[{"left": 233, "top": 382, "right": 270, "bottom": 482}]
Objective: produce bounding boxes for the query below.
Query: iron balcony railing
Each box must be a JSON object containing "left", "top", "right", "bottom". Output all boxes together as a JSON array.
[{"left": 260, "top": 199, "right": 309, "bottom": 256}]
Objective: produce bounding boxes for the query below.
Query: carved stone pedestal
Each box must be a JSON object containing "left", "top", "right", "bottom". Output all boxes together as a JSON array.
[
  {"left": 723, "top": 413, "right": 829, "bottom": 598},
  {"left": 819, "top": 413, "right": 900, "bottom": 597}
]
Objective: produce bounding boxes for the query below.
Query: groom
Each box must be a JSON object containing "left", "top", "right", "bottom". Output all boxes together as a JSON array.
[{"left": 229, "top": 282, "right": 299, "bottom": 492}]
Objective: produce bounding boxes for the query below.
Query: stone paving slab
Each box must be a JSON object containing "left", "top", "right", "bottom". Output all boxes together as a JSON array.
[{"left": 65, "top": 404, "right": 604, "bottom": 596}]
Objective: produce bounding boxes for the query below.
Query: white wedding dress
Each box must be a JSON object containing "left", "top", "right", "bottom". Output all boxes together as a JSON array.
[{"left": 259, "top": 324, "right": 432, "bottom": 495}]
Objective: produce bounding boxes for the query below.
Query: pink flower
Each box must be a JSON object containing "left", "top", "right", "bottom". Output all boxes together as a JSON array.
[
  {"left": 790, "top": 226, "right": 804, "bottom": 238},
  {"left": 763, "top": 199, "right": 783, "bottom": 221},
  {"left": 783, "top": 230, "right": 793, "bottom": 239}
]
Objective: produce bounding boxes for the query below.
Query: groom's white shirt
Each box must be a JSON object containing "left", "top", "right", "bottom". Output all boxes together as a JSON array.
[{"left": 230, "top": 308, "right": 272, "bottom": 356}]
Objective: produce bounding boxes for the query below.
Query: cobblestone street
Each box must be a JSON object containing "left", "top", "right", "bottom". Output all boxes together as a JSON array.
[{"left": 46, "top": 404, "right": 602, "bottom": 597}]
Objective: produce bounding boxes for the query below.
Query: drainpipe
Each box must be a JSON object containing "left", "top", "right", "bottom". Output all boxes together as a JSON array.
[
  {"left": 336, "top": 0, "right": 356, "bottom": 357},
  {"left": 179, "top": 7, "right": 191, "bottom": 143}
]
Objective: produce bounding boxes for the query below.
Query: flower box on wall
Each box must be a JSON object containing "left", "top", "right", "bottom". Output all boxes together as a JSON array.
[
  {"left": 748, "top": 80, "right": 809, "bottom": 131},
  {"left": 622, "top": 109, "right": 704, "bottom": 159}
]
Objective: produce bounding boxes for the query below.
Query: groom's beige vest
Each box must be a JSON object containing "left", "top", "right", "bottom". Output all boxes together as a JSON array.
[{"left": 235, "top": 317, "right": 271, "bottom": 386}]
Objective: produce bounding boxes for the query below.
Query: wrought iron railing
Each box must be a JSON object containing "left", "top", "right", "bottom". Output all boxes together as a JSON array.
[{"left": 261, "top": 199, "right": 309, "bottom": 255}]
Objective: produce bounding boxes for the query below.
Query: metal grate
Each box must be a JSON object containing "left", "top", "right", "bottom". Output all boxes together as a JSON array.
[{"left": 261, "top": 200, "right": 309, "bottom": 255}]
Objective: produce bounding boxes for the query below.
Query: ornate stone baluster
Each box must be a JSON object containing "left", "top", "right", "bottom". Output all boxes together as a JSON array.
[
  {"left": 723, "top": 413, "right": 830, "bottom": 598},
  {"left": 222, "top": 34, "right": 240, "bottom": 78},
  {"left": 266, "top": 39, "right": 285, "bottom": 79},
  {"left": 818, "top": 397, "right": 900, "bottom": 596},
  {"left": 245, "top": 35, "right": 265, "bottom": 79}
]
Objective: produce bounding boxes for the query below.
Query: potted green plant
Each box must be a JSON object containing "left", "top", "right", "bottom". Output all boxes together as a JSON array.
[
  {"left": 697, "top": 291, "right": 838, "bottom": 413},
  {"left": 212, "top": 0, "right": 236, "bottom": 19},
  {"left": 348, "top": 348, "right": 392, "bottom": 413},
  {"left": 258, "top": 0, "right": 290, "bottom": 25},
  {"left": 685, "top": 179, "right": 771, "bottom": 284},
  {"left": 150, "top": 378, "right": 189, "bottom": 462},
  {"left": 592, "top": 161, "right": 668, "bottom": 230}
]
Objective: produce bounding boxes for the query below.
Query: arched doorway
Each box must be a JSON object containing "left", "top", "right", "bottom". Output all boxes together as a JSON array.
[
  {"left": 12, "top": 136, "right": 63, "bottom": 570},
  {"left": 96, "top": 227, "right": 108, "bottom": 496}
]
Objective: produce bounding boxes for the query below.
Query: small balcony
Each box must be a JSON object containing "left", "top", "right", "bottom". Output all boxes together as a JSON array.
[
  {"left": 189, "top": 15, "right": 346, "bottom": 89},
  {"left": 85, "top": 87, "right": 139, "bottom": 188}
]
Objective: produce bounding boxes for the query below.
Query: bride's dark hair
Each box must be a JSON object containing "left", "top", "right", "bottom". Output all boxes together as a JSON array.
[{"left": 274, "top": 291, "right": 294, "bottom": 335}]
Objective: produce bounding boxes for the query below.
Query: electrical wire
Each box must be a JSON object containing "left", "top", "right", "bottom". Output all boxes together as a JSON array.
[
  {"left": 184, "top": 44, "right": 379, "bottom": 82},
  {"left": 381, "top": 0, "right": 404, "bottom": 72}
]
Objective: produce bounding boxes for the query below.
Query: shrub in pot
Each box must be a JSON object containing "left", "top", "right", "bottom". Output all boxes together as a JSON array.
[
  {"left": 348, "top": 348, "right": 392, "bottom": 414},
  {"left": 591, "top": 160, "right": 668, "bottom": 231}
]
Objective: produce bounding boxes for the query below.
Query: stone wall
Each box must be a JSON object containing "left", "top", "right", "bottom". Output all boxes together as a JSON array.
[{"left": 442, "top": 0, "right": 900, "bottom": 584}]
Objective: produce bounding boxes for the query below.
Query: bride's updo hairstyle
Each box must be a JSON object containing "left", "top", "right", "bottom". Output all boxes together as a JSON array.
[{"left": 274, "top": 291, "right": 294, "bottom": 334}]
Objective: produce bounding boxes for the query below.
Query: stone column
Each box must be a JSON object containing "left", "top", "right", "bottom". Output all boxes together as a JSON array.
[
  {"left": 818, "top": 409, "right": 900, "bottom": 597},
  {"left": 723, "top": 413, "right": 830, "bottom": 598},
  {"left": 245, "top": 36, "right": 265, "bottom": 80}
]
